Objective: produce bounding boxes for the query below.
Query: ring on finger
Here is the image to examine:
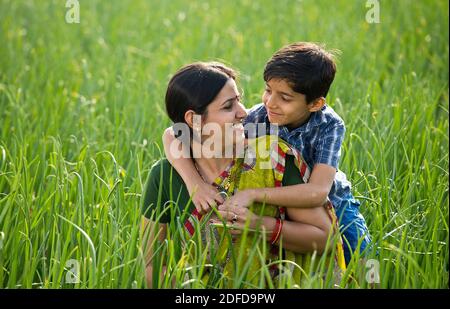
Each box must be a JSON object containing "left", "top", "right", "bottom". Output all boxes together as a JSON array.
[{"left": 232, "top": 213, "right": 238, "bottom": 223}]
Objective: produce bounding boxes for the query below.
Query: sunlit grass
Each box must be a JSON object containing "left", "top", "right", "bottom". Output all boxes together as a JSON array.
[{"left": 0, "top": 0, "right": 448, "bottom": 288}]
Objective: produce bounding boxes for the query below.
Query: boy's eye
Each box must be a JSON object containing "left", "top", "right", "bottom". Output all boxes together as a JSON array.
[{"left": 281, "top": 96, "right": 291, "bottom": 102}]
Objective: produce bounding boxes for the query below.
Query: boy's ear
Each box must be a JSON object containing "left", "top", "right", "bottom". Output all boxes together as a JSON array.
[{"left": 307, "top": 97, "right": 326, "bottom": 112}]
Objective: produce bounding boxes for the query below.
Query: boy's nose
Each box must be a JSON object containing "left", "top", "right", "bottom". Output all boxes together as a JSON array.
[{"left": 265, "top": 95, "right": 277, "bottom": 109}]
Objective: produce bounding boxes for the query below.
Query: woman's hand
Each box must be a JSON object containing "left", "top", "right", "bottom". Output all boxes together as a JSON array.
[
  {"left": 220, "top": 189, "right": 255, "bottom": 209},
  {"left": 213, "top": 203, "right": 260, "bottom": 234}
]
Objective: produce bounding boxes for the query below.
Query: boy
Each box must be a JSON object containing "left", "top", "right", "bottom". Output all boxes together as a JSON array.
[{"left": 162, "top": 42, "right": 371, "bottom": 264}]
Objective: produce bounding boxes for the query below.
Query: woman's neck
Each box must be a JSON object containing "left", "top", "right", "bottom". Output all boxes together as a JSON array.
[{"left": 194, "top": 156, "right": 234, "bottom": 184}]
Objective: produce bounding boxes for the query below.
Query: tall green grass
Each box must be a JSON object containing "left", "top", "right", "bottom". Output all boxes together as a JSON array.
[{"left": 0, "top": 0, "right": 448, "bottom": 288}]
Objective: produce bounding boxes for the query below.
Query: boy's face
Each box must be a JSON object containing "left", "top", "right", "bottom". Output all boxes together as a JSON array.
[{"left": 262, "top": 78, "right": 317, "bottom": 128}]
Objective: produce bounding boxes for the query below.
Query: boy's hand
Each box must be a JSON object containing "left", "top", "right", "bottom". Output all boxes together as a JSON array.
[
  {"left": 190, "top": 182, "right": 224, "bottom": 214},
  {"left": 221, "top": 189, "right": 255, "bottom": 209}
]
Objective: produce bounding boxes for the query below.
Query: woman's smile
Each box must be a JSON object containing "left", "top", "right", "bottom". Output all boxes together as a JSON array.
[{"left": 232, "top": 122, "right": 245, "bottom": 132}]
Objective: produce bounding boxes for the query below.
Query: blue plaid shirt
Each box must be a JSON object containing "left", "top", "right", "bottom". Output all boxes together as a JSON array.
[{"left": 244, "top": 103, "right": 356, "bottom": 209}]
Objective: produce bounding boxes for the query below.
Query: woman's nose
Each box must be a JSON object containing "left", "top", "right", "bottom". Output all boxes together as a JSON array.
[{"left": 236, "top": 103, "right": 248, "bottom": 119}]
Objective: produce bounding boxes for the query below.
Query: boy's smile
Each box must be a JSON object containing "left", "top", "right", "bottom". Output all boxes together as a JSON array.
[{"left": 262, "top": 78, "right": 324, "bottom": 129}]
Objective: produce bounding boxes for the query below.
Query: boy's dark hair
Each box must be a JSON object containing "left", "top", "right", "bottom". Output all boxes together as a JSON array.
[
  {"left": 165, "top": 61, "right": 236, "bottom": 124},
  {"left": 264, "top": 42, "right": 337, "bottom": 103}
]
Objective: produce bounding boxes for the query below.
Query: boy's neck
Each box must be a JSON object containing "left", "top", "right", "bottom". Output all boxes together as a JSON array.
[{"left": 286, "top": 112, "right": 313, "bottom": 131}]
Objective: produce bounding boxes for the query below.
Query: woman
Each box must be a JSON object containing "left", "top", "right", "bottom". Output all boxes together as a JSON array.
[{"left": 141, "top": 62, "right": 345, "bottom": 288}]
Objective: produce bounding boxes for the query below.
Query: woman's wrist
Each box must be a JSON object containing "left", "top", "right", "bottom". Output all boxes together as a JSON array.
[
  {"left": 260, "top": 216, "right": 277, "bottom": 236},
  {"left": 270, "top": 218, "right": 283, "bottom": 244}
]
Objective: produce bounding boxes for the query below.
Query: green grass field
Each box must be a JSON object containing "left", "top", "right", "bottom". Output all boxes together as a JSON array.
[{"left": 0, "top": 0, "right": 448, "bottom": 288}]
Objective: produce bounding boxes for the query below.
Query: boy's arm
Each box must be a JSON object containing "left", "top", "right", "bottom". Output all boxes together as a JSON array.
[
  {"left": 253, "top": 163, "right": 336, "bottom": 208},
  {"left": 252, "top": 163, "right": 335, "bottom": 207},
  {"left": 252, "top": 120, "right": 345, "bottom": 208},
  {"left": 224, "top": 163, "right": 335, "bottom": 208},
  {"left": 162, "top": 127, "right": 223, "bottom": 213},
  {"left": 226, "top": 120, "right": 344, "bottom": 209}
]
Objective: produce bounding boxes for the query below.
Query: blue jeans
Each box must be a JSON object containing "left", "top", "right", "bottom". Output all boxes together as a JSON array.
[{"left": 334, "top": 195, "right": 372, "bottom": 265}]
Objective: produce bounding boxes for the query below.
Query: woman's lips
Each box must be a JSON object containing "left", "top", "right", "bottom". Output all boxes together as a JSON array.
[{"left": 232, "top": 123, "right": 244, "bottom": 132}]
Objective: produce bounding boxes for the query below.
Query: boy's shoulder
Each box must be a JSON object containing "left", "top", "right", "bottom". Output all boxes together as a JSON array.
[
  {"left": 309, "top": 105, "right": 345, "bottom": 131},
  {"left": 244, "top": 103, "right": 345, "bottom": 133},
  {"left": 247, "top": 102, "right": 266, "bottom": 114},
  {"left": 245, "top": 103, "right": 267, "bottom": 123}
]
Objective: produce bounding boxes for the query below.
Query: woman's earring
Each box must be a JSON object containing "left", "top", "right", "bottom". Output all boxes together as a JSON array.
[{"left": 193, "top": 126, "right": 202, "bottom": 143}]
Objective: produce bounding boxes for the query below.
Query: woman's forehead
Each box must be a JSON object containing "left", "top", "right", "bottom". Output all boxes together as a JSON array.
[{"left": 211, "top": 79, "right": 239, "bottom": 104}]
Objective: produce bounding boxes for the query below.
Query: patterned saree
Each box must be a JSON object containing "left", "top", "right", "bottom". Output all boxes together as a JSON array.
[{"left": 182, "top": 135, "right": 346, "bottom": 288}]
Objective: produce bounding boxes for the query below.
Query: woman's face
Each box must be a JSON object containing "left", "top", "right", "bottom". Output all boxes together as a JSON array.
[{"left": 199, "top": 78, "right": 248, "bottom": 156}]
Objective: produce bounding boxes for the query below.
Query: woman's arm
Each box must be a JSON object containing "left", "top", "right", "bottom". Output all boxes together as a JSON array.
[
  {"left": 141, "top": 216, "right": 167, "bottom": 288},
  {"left": 280, "top": 205, "right": 332, "bottom": 253},
  {"left": 217, "top": 203, "right": 333, "bottom": 254}
]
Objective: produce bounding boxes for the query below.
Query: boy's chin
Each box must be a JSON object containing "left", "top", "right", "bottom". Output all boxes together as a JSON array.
[
  {"left": 269, "top": 118, "right": 286, "bottom": 127},
  {"left": 267, "top": 115, "right": 286, "bottom": 126}
]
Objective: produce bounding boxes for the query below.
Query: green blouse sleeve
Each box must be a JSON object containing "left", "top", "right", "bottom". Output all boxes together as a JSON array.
[
  {"left": 281, "top": 154, "right": 305, "bottom": 186},
  {"left": 141, "top": 159, "right": 171, "bottom": 223}
]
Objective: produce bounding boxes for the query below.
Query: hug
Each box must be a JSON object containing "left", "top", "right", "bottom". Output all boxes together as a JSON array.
[{"left": 142, "top": 42, "right": 371, "bottom": 288}]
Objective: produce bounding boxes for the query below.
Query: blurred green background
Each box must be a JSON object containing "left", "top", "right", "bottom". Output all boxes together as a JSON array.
[{"left": 0, "top": 0, "right": 448, "bottom": 288}]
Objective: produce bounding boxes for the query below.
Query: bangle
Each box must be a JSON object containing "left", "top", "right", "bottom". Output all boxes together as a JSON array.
[{"left": 270, "top": 218, "right": 283, "bottom": 245}]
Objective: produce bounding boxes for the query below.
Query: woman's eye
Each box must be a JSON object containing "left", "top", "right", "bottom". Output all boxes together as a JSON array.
[
  {"left": 265, "top": 88, "right": 271, "bottom": 94},
  {"left": 224, "top": 103, "right": 233, "bottom": 110}
]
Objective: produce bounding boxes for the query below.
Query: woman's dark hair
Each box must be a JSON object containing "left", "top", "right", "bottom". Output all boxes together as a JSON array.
[
  {"left": 263, "top": 42, "right": 337, "bottom": 103},
  {"left": 165, "top": 62, "right": 237, "bottom": 124}
]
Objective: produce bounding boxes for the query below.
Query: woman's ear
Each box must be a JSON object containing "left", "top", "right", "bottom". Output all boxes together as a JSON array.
[
  {"left": 307, "top": 97, "right": 326, "bottom": 112},
  {"left": 184, "top": 110, "right": 195, "bottom": 129},
  {"left": 185, "top": 110, "right": 203, "bottom": 136}
]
